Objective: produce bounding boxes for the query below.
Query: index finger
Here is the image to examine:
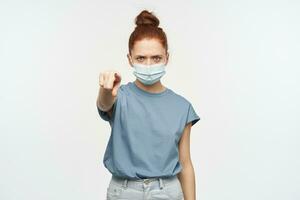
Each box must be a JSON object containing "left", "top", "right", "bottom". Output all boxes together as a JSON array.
[{"left": 114, "top": 72, "right": 121, "bottom": 81}]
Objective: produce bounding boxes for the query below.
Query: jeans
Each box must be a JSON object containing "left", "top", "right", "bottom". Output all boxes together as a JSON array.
[{"left": 106, "top": 175, "right": 184, "bottom": 200}]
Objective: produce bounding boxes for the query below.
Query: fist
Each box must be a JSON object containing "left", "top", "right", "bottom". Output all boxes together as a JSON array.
[{"left": 99, "top": 70, "right": 122, "bottom": 97}]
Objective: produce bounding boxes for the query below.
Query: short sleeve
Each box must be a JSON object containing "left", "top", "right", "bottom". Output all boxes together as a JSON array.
[
  {"left": 97, "top": 100, "right": 117, "bottom": 122},
  {"left": 185, "top": 103, "right": 201, "bottom": 126}
]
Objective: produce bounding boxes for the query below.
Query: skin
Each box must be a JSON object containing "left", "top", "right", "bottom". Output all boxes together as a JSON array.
[
  {"left": 97, "top": 38, "right": 196, "bottom": 200},
  {"left": 177, "top": 121, "right": 196, "bottom": 200}
]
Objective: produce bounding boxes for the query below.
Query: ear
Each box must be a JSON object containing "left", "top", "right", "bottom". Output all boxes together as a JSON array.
[
  {"left": 165, "top": 52, "right": 169, "bottom": 65},
  {"left": 127, "top": 53, "right": 133, "bottom": 67}
]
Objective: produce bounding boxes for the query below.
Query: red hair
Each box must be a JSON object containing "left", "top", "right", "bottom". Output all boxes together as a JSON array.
[{"left": 128, "top": 10, "right": 168, "bottom": 55}]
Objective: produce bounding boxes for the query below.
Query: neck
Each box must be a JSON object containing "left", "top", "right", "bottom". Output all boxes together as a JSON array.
[{"left": 134, "top": 79, "right": 166, "bottom": 93}]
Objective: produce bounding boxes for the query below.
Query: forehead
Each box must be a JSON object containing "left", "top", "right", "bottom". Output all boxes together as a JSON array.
[{"left": 131, "top": 38, "right": 165, "bottom": 56}]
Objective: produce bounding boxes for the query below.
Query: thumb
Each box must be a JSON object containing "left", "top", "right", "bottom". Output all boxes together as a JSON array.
[
  {"left": 112, "top": 73, "right": 121, "bottom": 97},
  {"left": 112, "top": 82, "right": 120, "bottom": 97}
]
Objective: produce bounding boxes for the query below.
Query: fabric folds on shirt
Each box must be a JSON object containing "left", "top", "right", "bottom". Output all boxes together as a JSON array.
[{"left": 97, "top": 81, "right": 200, "bottom": 179}]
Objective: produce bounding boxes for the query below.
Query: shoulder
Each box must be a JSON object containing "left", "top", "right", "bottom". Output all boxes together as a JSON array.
[
  {"left": 119, "top": 82, "right": 131, "bottom": 91},
  {"left": 119, "top": 83, "right": 126, "bottom": 91},
  {"left": 116, "top": 82, "right": 129, "bottom": 95},
  {"left": 115, "top": 82, "right": 134, "bottom": 100},
  {"left": 167, "top": 88, "right": 191, "bottom": 107}
]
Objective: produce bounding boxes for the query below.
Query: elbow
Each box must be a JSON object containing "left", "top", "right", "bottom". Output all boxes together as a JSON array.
[{"left": 180, "top": 158, "right": 193, "bottom": 169}]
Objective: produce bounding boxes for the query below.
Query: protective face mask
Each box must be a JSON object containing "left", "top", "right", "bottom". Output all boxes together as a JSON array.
[{"left": 132, "top": 63, "right": 166, "bottom": 85}]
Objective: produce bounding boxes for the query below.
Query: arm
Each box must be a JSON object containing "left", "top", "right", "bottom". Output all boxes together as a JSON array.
[
  {"left": 96, "top": 71, "right": 121, "bottom": 119},
  {"left": 177, "top": 122, "right": 196, "bottom": 200},
  {"left": 96, "top": 86, "right": 116, "bottom": 118}
]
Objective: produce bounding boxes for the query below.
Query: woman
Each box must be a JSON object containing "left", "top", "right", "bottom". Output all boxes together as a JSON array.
[{"left": 97, "top": 10, "right": 200, "bottom": 200}]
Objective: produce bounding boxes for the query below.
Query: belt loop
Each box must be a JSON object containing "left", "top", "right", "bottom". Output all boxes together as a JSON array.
[
  {"left": 122, "top": 178, "right": 128, "bottom": 189},
  {"left": 158, "top": 178, "right": 164, "bottom": 189}
]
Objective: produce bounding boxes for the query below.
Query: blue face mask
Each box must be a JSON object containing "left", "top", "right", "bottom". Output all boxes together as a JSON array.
[{"left": 132, "top": 63, "right": 166, "bottom": 85}]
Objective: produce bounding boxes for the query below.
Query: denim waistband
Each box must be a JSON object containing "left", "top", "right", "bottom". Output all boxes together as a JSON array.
[{"left": 110, "top": 175, "right": 178, "bottom": 191}]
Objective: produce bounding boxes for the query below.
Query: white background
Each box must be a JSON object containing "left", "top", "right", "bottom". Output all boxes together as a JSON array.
[{"left": 1, "top": 0, "right": 299, "bottom": 199}]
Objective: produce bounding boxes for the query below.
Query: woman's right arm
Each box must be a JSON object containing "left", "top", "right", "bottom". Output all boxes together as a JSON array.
[{"left": 97, "top": 71, "right": 122, "bottom": 118}]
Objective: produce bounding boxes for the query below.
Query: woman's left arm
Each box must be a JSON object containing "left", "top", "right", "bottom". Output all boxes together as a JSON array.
[{"left": 177, "top": 122, "right": 196, "bottom": 200}]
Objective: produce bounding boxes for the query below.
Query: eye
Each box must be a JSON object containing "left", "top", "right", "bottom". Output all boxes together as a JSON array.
[
  {"left": 153, "top": 57, "right": 162, "bottom": 62},
  {"left": 137, "top": 57, "right": 144, "bottom": 61}
]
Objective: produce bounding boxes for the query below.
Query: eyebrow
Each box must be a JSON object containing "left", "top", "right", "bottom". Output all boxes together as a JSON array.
[{"left": 135, "top": 55, "right": 163, "bottom": 58}]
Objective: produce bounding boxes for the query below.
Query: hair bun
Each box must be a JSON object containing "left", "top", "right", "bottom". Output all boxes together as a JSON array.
[{"left": 135, "top": 10, "right": 159, "bottom": 27}]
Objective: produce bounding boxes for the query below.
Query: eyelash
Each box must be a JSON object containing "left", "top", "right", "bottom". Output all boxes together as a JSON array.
[{"left": 137, "top": 57, "right": 161, "bottom": 61}]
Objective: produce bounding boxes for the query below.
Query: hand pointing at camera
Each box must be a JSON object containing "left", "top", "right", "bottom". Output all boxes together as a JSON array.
[
  {"left": 97, "top": 70, "right": 122, "bottom": 112},
  {"left": 99, "top": 71, "right": 122, "bottom": 97}
]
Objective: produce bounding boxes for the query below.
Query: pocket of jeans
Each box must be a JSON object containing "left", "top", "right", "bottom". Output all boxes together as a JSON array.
[
  {"left": 106, "top": 183, "right": 123, "bottom": 200},
  {"left": 162, "top": 180, "right": 184, "bottom": 199}
]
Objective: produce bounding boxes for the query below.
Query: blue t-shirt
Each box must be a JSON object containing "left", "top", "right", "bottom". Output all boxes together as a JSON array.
[{"left": 97, "top": 81, "right": 200, "bottom": 179}]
